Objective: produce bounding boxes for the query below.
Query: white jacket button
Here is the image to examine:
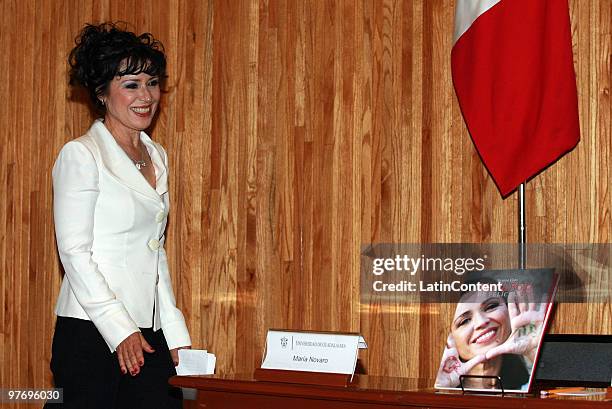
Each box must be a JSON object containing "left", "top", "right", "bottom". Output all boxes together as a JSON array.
[
  {"left": 148, "top": 239, "right": 160, "bottom": 251},
  {"left": 155, "top": 211, "right": 165, "bottom": 223}
]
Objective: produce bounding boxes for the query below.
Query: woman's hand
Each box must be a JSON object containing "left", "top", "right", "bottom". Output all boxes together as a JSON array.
[
  {"left": 116, "top": 332, "right": 155, "bottom": 376},
  {"left": 435, "top": 335, "right": 486, "bottom": 388},
  {"left": 170, "top": 345, "right": 191, "bottom": 366},
  {"left": 485, "top": 287, "right": 547, "bottom": 364}
]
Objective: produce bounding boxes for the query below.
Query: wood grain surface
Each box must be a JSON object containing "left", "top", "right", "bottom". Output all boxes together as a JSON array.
[{"left": 0, "top": 1, "right": 610, "bottom": 407}]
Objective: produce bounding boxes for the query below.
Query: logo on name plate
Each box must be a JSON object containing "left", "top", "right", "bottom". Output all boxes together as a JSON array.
[{"left": 280, "top": 336, "right": 288, "bottom": 348}]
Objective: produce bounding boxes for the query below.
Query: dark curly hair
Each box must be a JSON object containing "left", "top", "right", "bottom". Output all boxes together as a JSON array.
[{"left": 69, "top": 22, "right": 166, "bottom": 112}]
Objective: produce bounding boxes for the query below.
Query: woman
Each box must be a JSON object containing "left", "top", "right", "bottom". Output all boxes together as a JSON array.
[
  {"left": 46, "top": 23, "right": 191, "bottom": 409},
  {"left": 435, "top": 283, "right": 546, "bottom": 390}
]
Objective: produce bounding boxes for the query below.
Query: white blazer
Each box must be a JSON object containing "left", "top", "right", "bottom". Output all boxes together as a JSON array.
[{"left": 53, "top": 120, "right": 191, "bottom": 351}]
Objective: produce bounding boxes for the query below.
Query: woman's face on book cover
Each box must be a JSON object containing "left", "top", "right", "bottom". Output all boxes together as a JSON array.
[{"left": 451, "top": 292, "right": 511, "bottom": 361}]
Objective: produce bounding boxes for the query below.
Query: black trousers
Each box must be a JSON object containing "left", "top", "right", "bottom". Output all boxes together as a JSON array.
[{"left": 44, "top": 316, "right": 182, "bottom": 409}]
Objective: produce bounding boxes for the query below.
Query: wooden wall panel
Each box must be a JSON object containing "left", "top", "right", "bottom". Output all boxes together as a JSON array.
[{"left": 0, "top": 1, "right": 610, "bottom": 406}]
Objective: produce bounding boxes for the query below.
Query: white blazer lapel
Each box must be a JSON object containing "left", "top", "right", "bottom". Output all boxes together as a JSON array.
[
  {"left": 88, "top": 120, "right": 162, "bottom": 202},
  {"left": 140, "top": 133, "right": 168, "bottom": 196}
]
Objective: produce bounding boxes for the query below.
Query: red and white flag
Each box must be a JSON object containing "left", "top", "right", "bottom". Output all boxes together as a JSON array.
[{"left": 452, "top": 0, "right": 580, "bottom": 196}]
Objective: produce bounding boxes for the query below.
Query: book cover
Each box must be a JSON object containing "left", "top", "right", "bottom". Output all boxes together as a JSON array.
[{"left": 434, "top": 268, "right": 559, "bottom": 393}]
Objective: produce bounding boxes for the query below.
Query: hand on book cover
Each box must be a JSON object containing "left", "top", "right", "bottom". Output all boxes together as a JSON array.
[
  {"left": 484, "top": 288, "right": 547, "bottom": 364},
  {"left": 435, "top": 334, "right": 486, "bottom": 387}
]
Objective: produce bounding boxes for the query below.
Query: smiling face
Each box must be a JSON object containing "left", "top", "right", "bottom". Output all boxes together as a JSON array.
[
  {"left": 102, "top": 71, "right": 160, "bottom": 137},
  {"left": 451, "top": 292, "right": 511, "bottom": 361}
]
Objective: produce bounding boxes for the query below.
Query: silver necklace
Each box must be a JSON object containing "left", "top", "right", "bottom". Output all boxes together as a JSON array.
[
  {"left": 133, "top": 150, "right": 147, "bottom": 170},
  {"left": 122, "top": 143, "right": 147, "bottom": 170},
  {"left": 106, "top": 122, "right": 148, "bottom": 171}
]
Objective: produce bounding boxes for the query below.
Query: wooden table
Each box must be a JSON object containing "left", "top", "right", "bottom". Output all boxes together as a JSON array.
[{"left": 171, "top": 373, "right": 612, "bottom": 409}]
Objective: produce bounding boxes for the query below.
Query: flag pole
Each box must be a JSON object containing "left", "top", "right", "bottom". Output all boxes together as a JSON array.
[{"left": 518, "top": 183, "right": 526, "bottom": 269}]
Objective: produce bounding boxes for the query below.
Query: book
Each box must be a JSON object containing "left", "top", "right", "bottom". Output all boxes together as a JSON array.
[{"left": 434, "top": 268, "right": 559, "bottom": 393}]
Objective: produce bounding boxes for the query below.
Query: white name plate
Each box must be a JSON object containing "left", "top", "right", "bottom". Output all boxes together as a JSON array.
[{"left": 261, "top": 330, "right": 365, "bottom": 375}]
